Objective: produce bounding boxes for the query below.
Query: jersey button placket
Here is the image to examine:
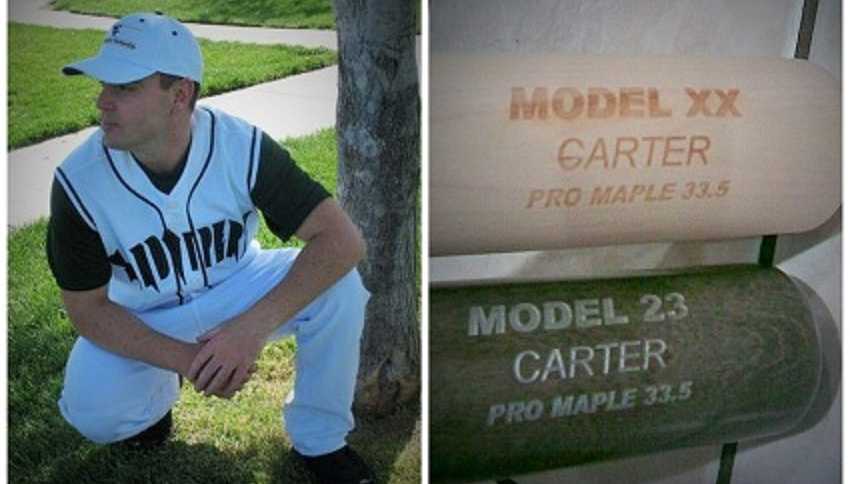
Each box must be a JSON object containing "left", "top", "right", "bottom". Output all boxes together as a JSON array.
[
  {"left": 164, "top": 201, "right": 181, "bottom": 227},
  {"left": 170, "top": 200, "right": 204, "bottom": 292}
]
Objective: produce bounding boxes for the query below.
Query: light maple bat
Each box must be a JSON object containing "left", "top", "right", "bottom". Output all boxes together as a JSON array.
[{"left": 430, "top": 55, "right": 840, "bottom": 256}]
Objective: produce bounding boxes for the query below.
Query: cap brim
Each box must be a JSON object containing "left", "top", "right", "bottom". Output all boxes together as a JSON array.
[{"left": 62, "top": 53, "right": 155, "bottom": 85}]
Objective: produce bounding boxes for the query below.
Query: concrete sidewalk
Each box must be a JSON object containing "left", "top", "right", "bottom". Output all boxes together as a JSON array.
[
  {"left": 9, "top": 1, "right": 341, "bottom": 227},
  {"left": 10, "top": 0, "right": 338, "bottom": 50}
]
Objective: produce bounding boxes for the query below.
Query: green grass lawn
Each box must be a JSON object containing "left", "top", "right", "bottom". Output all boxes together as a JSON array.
[
  {"left": 51, "top": 0, "right": 337, "bottom": 30},
  {"left": 8, "top": 130, "right": 421, "bottom": 484},
  {"left": 8, "top": 23, "right": 336, "bottom": 150},
  {"left": 50, "top": 0, "right": 423, "bottom": 36}
]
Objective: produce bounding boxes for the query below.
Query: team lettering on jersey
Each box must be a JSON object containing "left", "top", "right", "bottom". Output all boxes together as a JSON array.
[{"left": 107, "top": 212, "right": 252, "bottom": 291}]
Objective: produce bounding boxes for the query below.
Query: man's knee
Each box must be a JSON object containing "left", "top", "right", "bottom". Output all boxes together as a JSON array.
[
  {"left": 59, "top": 338, "right": 179, "bottom": 444},
  {"left": 59, "top": 387, "right": 176, "bottom": 444},
  {"left": 299, "top": 269, "right": 369, "bottom": 339},
  {"left": 339, "top": 269, "right": 369, "bottom": 304},
  {"left": 59, "top": 399, "right": 129, "bottom": 444},
  {"left": 322, "top": 269, "right": 370, "bottom": 315}
]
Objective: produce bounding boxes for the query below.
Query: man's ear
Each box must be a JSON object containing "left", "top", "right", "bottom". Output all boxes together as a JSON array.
[{"left": 171, "top": 78, "right": 195, "bottom": 112}]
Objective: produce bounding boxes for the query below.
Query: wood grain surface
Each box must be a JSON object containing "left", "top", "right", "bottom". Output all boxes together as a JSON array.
[
  {"left": 430, "top": 55, "right": 840, "bottom": 255},
  {"left": 429, "top": 266, "right": 826, "bottom": 481}
]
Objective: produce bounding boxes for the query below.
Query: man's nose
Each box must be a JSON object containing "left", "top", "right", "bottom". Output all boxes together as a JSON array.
[{"left": 96, "top": 87, "right": 115, "bottom": 111}]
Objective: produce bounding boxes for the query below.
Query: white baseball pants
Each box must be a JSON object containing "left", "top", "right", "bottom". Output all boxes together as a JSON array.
[{"left": 58, "top": 248, "right": 370, "bottom": 456}]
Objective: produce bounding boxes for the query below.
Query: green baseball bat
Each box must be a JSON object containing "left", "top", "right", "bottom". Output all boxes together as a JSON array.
[{"left": 430, "top": 265, "right": 834, "bottom": 482}]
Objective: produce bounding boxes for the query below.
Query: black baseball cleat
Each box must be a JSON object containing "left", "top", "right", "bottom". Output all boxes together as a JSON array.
[
  {"left": 294, "top": 445, "right": 376, "bottom": 484},
  {"left": 113, "top": 410, "right": 173, "bottom": 450}
]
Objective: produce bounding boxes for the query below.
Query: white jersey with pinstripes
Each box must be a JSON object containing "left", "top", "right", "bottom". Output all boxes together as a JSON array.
[{"left": 54, "top": 107, "right": 263, "bottom": 312}]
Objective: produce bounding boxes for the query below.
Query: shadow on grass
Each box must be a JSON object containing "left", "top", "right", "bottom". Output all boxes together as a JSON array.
[
  {"left": 46, "top": 441, "right": 256, "bottom": 484},
  {"left": 12, "top": 354, "right": 419, "bottom": 484}
]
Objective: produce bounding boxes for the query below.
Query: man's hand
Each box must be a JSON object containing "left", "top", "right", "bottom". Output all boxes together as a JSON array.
[{"left": 188, "top": 320, "right": 266, "bottom": 399}]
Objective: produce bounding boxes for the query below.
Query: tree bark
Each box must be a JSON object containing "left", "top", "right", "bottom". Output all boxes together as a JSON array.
[{"left": 333, "top": 0, "right": 420, "bottom": 416}]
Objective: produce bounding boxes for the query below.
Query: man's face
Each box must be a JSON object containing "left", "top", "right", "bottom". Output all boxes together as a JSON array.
[{"left": 96, "top": 74, "right": 175, "bottom": 151}]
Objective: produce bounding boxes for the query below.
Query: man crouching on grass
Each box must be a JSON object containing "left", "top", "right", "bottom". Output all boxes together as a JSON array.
[{"left": 47, "top": 12, "right": 375, "bottom": 483}]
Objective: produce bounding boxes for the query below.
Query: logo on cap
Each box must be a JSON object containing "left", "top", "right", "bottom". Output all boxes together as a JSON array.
[{"left": 105, "top": 22, "right": 137, "bottom": 49}]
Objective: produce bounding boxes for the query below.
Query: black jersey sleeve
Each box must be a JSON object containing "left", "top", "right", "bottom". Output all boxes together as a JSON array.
[
  {"left": 250, "top": 132, "right": 331, "bottom": 242},
  {"left": 46, "top": 177, "right": 112, "bottom": 291}
]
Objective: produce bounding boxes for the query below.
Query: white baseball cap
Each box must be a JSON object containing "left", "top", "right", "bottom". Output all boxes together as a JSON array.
[{"left": 63, "top": 12, "right": 203, "bottom": 85}]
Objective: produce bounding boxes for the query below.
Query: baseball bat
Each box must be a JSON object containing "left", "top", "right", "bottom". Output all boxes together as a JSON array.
[
  {"left": 430, "top": 55, "right": 840, "bottom": 255},
  {"left": 429, "top": 266, "right": 835, "bottom": 481}
]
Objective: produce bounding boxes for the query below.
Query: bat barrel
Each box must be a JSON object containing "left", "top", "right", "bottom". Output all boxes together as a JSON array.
[
  {"left": 429, "top": 265, "right": 836, "bottom": 481},
  {"left": 430, "top": 55, "right": 840, "bottom": 255}
]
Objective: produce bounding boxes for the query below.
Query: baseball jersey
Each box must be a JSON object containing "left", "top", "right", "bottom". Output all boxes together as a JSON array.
[{"left": 47, "top": 106, "right": 329, "bottom": 312}]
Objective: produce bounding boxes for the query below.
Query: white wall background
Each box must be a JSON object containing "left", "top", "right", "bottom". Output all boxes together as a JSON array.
[{"left": 429, "top": 0, "right": 841, "bottom": 482}]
